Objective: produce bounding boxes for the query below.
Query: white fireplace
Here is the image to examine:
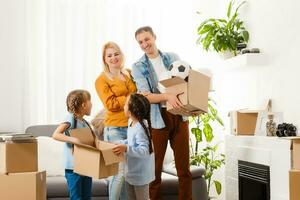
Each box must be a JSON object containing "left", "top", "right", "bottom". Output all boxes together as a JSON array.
[{"left": 225, "top": 135, "right": 291, "bottom": 200}]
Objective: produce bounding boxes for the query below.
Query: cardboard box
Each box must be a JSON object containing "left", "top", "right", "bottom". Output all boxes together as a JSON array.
[
  {"left": 70, "top": 128, "right": 123, "bottom": 179},
  {"left": 158, "top": 69, "right": 210, "bottom": 116},
  {"left": 287, "top": 137, "right": 300, "bottom": 170},
  {"left": 68, "top": 127, "right": 96, "bottom": 146},
  {"left": 289, "top": 170, "right": 300, "bottom": 200},
  {"left": 0, "top": 140, "right": 38, "bottom": 173},
  {"left": 229, "top": 110, "right": 261, "bottom": 135},
  {"left": 0, "top": 171, "right": 46, "bottom": 200},
  {"left": 229, "top": 100, "right": 272, "bottom": 135}
]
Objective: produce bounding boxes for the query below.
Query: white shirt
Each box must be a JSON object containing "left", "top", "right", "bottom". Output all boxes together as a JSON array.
[
  {"left": 149, "top": 55, "right": 170, "bottom": 81},
  {"left": 149, "top": 56, "right": 170, "bottom": 107}
]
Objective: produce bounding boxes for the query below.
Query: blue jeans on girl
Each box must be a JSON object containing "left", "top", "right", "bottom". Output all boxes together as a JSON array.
[{"left": 65, "top": 169, "right": 92, "bottom": 200}]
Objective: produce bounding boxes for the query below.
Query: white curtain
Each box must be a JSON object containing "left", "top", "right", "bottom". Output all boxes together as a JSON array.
[{"left": 23, "top": 0, "right": 218, "bottom": 128}]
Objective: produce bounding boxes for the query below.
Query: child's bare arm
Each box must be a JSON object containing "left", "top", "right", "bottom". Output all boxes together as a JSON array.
[{"left": 52, "top": 123, "right": 81, "bottom": 145}]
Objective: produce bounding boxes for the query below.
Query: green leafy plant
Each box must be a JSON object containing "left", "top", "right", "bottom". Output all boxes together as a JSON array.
[
  {"left": 196, "top": 0, "right": 249, "bottom": 56},
  {"left": 190, "top": 99, "right": 225, "bottom": 197}
]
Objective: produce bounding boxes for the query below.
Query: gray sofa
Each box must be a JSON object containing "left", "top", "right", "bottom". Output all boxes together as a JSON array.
[{"left": 26, "top": 125, "right": 208, "bottom": 200}]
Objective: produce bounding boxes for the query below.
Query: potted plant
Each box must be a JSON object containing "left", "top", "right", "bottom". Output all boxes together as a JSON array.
[
  {"left": 196, "top": 0, "right": 249, "bottom": 57},
  {"left": 190, "top": 98, "right": 225, "bottom": 198}
]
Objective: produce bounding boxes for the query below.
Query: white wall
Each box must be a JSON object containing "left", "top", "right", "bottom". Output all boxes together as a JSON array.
[
  {"left": 211, "top": 0, "right": 300, "bottom": 132},
  {"left": 0, "top": 0, "right": 25, "bottom": 132},
  {"left": 187, "top": 1, "right": 300, "bottom": 199},
  {"left": 2, "top": 1, "right": 299, "bottom": 130}
]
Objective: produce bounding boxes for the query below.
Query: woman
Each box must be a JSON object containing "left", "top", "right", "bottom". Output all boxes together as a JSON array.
[{"left": 95, "top": 41, "right": 136, "bottom": 200}]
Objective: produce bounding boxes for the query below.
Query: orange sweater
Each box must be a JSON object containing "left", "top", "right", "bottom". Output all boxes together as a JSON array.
[{"left": 95, "top": 72, "right": 137, "bottom": 127}]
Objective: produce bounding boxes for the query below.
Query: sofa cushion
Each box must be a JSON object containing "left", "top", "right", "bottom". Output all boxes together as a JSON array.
[
  {"left": 161, "top": 172, "right": 178, "bottom": 195},
  {"left": 92, "top": 178, "right": 109, "bottom": 196},
  {"left": 47, "top": 176, "right": 108, "bottom": 197},
  {"left": 47, "top": 177, "right": 69, "bottom": 197},
  {"left": 163, "top": 163, "right": 205, "bottom": 179},
  {"left": 37, "top": 136, "right": 65, "bottom": 177}
]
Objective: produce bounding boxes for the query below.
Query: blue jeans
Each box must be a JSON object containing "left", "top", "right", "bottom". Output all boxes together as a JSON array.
[
  {"left": 65, "top": 169, "right": 92, "bottom": 200},
  {"left": 104, "top": 126, "right": 127, "bottom": 200}
]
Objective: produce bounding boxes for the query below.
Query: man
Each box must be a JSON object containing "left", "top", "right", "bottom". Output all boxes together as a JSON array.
[{"left": 131, "top": 26, "right": 192, "bottom": 200}]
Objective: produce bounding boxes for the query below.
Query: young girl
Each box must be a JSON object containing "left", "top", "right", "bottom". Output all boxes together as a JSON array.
[
  {"left": 113, "top": 93, "right": 155, "bottom": 200},
  {"left": 52, "top": 89, "right": 93, "bottom": 200}
]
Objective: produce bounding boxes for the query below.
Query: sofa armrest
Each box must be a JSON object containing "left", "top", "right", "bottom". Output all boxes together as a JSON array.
[{"left": 162, "top": 163, "right": 205, "bottom": 179}]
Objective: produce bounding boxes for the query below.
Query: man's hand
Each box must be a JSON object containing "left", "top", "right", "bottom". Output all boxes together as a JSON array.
[
  {"left": 166, "top": 92, "right": 184, "bottom": 109},
  {"left": 112, "top": 144, "right": 127, "bottom": 156}
]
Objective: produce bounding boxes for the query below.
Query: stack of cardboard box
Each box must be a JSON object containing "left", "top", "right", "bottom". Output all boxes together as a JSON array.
[
  {"left": 289, "top": 138, "right": 300, "bottom": 200},
  {"left": 0, "top": 133, "right": 46, "bottom": 200}
]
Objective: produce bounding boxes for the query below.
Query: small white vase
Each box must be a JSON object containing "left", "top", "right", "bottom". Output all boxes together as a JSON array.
[{"left": 219, "top": 51, "right": 235, "bottom": 59}]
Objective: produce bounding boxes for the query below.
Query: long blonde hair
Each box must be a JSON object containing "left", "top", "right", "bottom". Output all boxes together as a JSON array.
[{"left": 102, "top": 41, "right": 129, "bottom": 79}]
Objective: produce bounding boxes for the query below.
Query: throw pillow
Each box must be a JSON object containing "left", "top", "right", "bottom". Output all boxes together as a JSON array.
[{"left": 37, "top": 136, "right": 64, "bottom": 176}]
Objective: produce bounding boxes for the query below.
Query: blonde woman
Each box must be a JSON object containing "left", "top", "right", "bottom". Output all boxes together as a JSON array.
[{"left": 95, "top": 42, "right": 136, "bottom": 200}]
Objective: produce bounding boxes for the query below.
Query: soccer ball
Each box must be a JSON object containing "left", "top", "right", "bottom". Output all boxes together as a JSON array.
[{"left": 169, "top": 60, "right": 191, "bottom": 81}]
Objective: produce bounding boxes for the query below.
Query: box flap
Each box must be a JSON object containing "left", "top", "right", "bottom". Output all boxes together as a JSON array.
[
  {"left": 237, "top": 109, "right": 263, "bottom": 114},
  {"left": 69, "top": 128, "right": 95, "bottom": 147},
  {"left": 235, "top": 99, "right": 272, "bottom": 114},
  {"left": 158, "top": 77, "right": 187, "bottom": 94},
  {"left": 292, "top": 140, "right": 300, "bottom": 170},
  {"left": 188, "top": 69, "right": 210, "bottom": 113},
  {"left": 98, "top": 141, "right": 124, "bottom": 165},
  {"left": 159, "top": 77, "right": 186, "bottom": 87},
  {"left": 229, "top": 111, "right": 237, "bottom": 134},
  {"left": 74, "top": 143, "right": 99, "bottom": 151}
]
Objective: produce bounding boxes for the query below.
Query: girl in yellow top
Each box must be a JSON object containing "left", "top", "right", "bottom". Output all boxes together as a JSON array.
[{"left": 95, "top": 41, "right": 136, "bottom": 200}]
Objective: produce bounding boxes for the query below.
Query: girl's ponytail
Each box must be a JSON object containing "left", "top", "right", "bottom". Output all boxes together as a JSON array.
[{"left": 128, "top": 93, "right": 153, "bottom": 154}]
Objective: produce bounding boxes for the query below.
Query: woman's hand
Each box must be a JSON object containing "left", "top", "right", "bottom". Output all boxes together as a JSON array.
[{"left": 112, "top": 144, "right": 127, "bottom": 156}]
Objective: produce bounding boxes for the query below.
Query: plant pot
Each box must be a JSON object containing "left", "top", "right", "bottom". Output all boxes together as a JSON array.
[
  {"left": 219, "top": 50, "right": 235, "bottom": 59},
  {"left": 208, "top": 196, "right": 218, "bottom": 200}
]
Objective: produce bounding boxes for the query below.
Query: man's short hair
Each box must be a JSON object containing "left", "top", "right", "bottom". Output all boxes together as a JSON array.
[{"left": 135, "top": 26, "right": 155, "bottom": 38}]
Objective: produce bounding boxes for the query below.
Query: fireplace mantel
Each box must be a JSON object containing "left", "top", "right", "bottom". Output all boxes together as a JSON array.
[{"left": 225, "top": 135, "right": 291, "bottom": 200}]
